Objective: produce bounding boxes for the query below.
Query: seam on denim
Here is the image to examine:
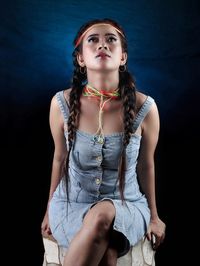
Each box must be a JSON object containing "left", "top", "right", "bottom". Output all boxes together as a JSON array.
[{"left": 133, "top": 96, "right": 155, "bottom": 132}]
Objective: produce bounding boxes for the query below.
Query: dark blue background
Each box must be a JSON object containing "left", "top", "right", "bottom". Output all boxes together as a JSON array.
[{"left": 1, "top": 0, "right": 199, "bottom": 265}]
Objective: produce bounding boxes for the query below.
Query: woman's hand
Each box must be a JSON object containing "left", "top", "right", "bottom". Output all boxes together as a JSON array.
[
  {"left": 41, "top": 210, "right": 52, "bottom": 238},
  {"left": 146, "top": 217, "right": 166, "bottom": 250}
]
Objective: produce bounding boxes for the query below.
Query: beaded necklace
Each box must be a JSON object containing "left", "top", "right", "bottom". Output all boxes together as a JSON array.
[{"left": 82, "top": 84, "right": 120, "bottom": 141}]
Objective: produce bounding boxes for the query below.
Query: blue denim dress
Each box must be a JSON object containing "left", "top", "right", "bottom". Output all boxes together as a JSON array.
[{"left": 49, "top": 90, "right": 154, "bottom": 257}]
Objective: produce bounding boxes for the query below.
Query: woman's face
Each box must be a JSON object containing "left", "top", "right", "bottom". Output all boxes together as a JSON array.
[{"left": 77, "top": 24, "right": 127, "bottom": 72}]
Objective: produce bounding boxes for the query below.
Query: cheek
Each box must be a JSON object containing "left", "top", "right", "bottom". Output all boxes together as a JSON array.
[
  {"left": 113, "top": 52, "right": 123, "bottom": 64},
  {"left": 113, "top": 46, "right": 123, "bottom": 56},
  {"left": 82, "top": 47, "right": 94, "bottom": 60}
]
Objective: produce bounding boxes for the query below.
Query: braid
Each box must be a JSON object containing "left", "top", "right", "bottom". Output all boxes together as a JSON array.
[
  {"left": 118, "top": 70, "right": 137, "bottom": 202},
  {"left": 120, "top": 71, "right": 136, "bottom": 145},
  {"left": 68, "top": 50, "right": 87, "bottom": 144},
  {"left": 64, "top": 49, "right": 86, "bottom": 201}
]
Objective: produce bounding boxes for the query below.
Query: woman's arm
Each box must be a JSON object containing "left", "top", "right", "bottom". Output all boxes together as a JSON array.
[
  {"left": 48, "top": 95, "right": 68, "bottom": 201},
  {"left": 41, "top": 95, "right": 68, "bottom": 237},
  {"left": 136, "top": 101, "right": 166, "bottom": 249}
]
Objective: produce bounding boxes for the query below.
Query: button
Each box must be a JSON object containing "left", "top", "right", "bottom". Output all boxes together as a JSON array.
[
  {"left": 96, "top": 156, "right": 102, "bottom": 161},
  {"left": 97, "top": 136, "right": 104, "bottom": 144},
  {"left": 96, "top": 178, "right": 101, "bottom": 185},
  {"left": 92, "top": 136, "right": 97, "bottom": 142}
]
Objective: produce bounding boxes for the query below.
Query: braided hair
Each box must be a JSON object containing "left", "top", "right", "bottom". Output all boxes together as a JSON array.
[{"left": 64, "top": 18, "right": 137, "bottom": 202}]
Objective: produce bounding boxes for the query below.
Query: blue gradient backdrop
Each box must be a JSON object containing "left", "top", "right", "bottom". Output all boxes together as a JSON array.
[{"left": 1, "top": 1, "right": 199, "bottom": 265}]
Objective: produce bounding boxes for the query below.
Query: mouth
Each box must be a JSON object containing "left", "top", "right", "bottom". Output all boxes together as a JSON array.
[{"left": 96, "top": 52, "right": 111, "bottom": 58}]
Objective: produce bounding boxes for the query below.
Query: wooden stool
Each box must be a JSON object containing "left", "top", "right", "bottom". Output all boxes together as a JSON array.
[{"left": 42, "top": 235, "right": 155, "bottom": 266}]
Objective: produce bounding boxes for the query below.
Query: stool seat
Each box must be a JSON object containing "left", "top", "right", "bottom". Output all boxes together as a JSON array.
[{"left": 42, "top": 235, "right": 155, "bottom": 266}]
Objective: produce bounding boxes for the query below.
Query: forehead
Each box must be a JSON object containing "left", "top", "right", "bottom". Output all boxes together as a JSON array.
[{"left": 83, "top": 24, "right": 120, "bottom": 39}]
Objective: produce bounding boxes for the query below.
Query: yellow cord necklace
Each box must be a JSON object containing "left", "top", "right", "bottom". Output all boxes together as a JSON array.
[{"left": 82, "top": 84, "right": 120, "bottom": 141}]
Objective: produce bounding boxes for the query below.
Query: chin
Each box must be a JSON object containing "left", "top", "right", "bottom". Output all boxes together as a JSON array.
[{"left": 92, "top": 66, "right": 116, "bottom": 72}]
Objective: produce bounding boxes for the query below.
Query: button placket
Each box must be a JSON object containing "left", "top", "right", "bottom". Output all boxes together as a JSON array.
[
  {"left": 96, "top": 156, "right": 102, "bottom": 162},
  {"left": 94, "top": 174, "right": 102, "bottom": 197},
  {"left": 97, "top": 166, "right": 102, "bottom": 171},
  {"left": 92, "top": 135, "right": 105, "bottom": 145},
  {"left": 95, "top": 177, "right": 101, "bottom": 185},
  {"left": 93, "top": 137, "right": 103, "bottom": 197},
  {"left": 97, "top": 135, "right": 104, "bottom": 144},
  {"left": 96, "top": 190, "right": 101, "bottom": 197}
]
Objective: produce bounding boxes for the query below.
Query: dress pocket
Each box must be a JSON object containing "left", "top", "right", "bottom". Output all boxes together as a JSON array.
[
  {"left": 69, "top": 176, "right": 83, "bottom": 202},
  {"left": 72, "top": 140, "right": 95, "bottom": 170},
  {"left": 73, "top": 150, "right": 95, "bottom": 170}
]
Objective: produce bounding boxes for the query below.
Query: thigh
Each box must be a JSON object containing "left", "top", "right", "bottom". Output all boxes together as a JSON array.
[
  {"left": 99, "top": 246, "right": 118, "bottom": 266},
  {"left": 83, "top": 200, "right": 116, "bottom": 227}
]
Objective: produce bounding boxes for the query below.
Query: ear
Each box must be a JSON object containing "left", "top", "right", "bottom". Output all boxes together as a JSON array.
[
  {"left": 120, "top": 52, "right": 127, "bottom": 65},
  {"left": 77, "top": 53, "right": 85, "bottom": 67}
]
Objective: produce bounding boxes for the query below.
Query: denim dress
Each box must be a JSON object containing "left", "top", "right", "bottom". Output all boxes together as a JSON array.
[{"left": 48, "top": 90, "right": 154, "bottom": 257}]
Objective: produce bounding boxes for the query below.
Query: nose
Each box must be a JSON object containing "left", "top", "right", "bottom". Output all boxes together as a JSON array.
[{"left": 97, "top": 39, "right": 108, "bottom": 50}]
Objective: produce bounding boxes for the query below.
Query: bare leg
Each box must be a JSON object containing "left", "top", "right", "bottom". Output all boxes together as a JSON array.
[
  {"left": 98, "top": 247, "right": 118, "bottom": 266},
  {"left": 63, "top": 200, "right": 116, "bottom": 266}
]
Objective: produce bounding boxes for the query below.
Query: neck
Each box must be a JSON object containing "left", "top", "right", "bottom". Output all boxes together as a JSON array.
[
  {"left": 83, "top": 84, "right": 120, "bottom": 99},
  {"left": 87, "top": 71, "right": 119, "bottom": 92}
]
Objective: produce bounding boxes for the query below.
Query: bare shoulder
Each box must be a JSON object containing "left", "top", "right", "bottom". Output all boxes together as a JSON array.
[
  {"left": 63, "top": 88, "right": 72, "bottom": 104},
  {"left": 50, "top": 93, "right": 59, "bottom": 111},
  {"left": 49, "top": 91, "right": 68, "bottom": 130},
  {"left": 135, "top": 91, "right": 148, "bottom": 111},
  {"left": 50, "top": 88, "right": 72, "bottom": 113}
]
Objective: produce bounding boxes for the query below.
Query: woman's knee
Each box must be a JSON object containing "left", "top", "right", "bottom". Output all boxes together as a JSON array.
[{"left": 82, "top": 201, "right": 116, "bottom": 239}]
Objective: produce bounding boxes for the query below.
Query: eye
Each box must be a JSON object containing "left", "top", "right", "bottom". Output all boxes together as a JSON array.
[
  {"left": 88, "top": 37, "right": 99, "bottom": 43},
  {"left": 107, "top": 37, "right": 117, "bottom": 43}
]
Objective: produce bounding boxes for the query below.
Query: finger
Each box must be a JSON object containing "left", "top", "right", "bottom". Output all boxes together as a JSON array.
[
  {"left": 152, "top": 234, "right": 156, "bottom": 245},
  {"left": 42, "top": 231, "right": 50, "bottom": 238},
  {"left": 160, "top": 233, "right": 165, "bottom": 243},
  {"left": 41, "top": 223, "right": 47, "bottom": 231},
  {"left": 146, "top": 231, "right": 152, "bottom": 241},
  {"left": 153, "top": 241, "right": 160, "bottom": 250},
  {"left": 151, "top": 234, "right": 156, "bottom": 249},
  {"left": 47, "top": 227, "right": 52, "bottom": 235},
  {"left": 152, "top": 235, "right": 162, "bottom": 250},
  {"left": 41, "top": 225, "right": 51, "bottom": 236}
]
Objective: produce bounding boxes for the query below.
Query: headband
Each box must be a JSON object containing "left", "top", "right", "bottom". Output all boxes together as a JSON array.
[{"left": 74, "top": 23, "right": 125, "bottom": 49}]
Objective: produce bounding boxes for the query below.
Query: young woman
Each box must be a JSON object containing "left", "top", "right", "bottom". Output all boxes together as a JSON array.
[{"left": 41, "top": 18, "right": 166, "bottom": 266}]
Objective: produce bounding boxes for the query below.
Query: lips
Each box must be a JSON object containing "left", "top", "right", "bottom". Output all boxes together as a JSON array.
[{"left": 96, "top": 52, "right": 111, "bottom": 58}]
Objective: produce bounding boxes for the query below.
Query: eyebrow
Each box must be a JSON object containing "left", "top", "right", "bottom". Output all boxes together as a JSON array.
[{"left": 87, "top": 33, "right": 118, "bottom": 39}]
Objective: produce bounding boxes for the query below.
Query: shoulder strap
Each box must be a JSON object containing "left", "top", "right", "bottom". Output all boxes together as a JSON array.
[
  {"left": 55, "top": 90, "right": 70, "bottom": 150},
  {"left": 133, "top": 96, "right": 155, "bottom": 132},
  {"left": 55, "top": 90, "right": 69, "bottom": 124}
]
